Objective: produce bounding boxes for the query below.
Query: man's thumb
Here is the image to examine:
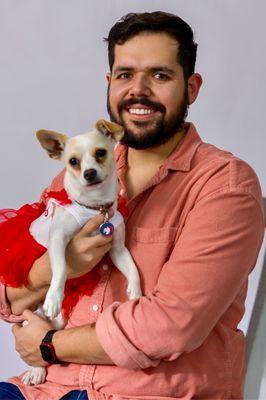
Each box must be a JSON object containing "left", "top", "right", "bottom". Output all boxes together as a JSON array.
[
  {"left": 22, "top": 309, "right": 34, "bottom": 322},
  {"left": 81, "top": 213, "right": 105, "bottom": 235}
]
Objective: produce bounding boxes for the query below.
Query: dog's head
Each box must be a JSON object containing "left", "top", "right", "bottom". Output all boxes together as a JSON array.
[{"left": 36, "top": 119, "right": 124, "bottom": 188}]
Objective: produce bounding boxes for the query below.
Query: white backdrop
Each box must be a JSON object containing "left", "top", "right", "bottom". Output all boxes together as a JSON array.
[{"left": 0, "top": 1, "right": 265, "bottom": 398}]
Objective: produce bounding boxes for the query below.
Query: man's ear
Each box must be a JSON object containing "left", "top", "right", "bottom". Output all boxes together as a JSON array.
[
  {"left": 187, "top": 73, "right": 203, "bottom": 105},
  {"left": 95, "top": 119, "right": 124, "bottom": 142},
  {"left": 36, "top": 130, "right": 68, "bottom": 159}
]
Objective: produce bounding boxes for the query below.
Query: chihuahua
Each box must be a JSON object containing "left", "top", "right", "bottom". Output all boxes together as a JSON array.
[{"left": 21, "top": 119, "right": 142, "bottom": 385}]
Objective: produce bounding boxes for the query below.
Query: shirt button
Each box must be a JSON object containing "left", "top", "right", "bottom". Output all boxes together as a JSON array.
[
  {"left": 92, "top": 304, "right": 99, "bottom": 312},
  {"left": 102, "top": 264, "right": 109, "bottom": 271}
]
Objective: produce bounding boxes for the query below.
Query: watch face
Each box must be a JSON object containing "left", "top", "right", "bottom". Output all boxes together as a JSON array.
[{"left": 40, "top": 342, "right": 56, "bottom": 363}]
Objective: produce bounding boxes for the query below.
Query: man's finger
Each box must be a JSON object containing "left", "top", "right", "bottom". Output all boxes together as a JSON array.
[
  {"left": 87, "top": 233, "right": 113, "bottom": 248},
  {"left": 12, "top": 324, "right": 21, "bottom": 335},
  {"left": 80, "top": 214, "right": 105, "bottom": 235},
  {"left": 94, "top": 242, "right": 112, "bottom": 257}
]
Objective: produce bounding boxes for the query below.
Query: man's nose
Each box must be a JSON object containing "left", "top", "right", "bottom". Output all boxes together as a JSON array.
[{"left": 128, "top": 75, "right": 151, "bottom": 97}]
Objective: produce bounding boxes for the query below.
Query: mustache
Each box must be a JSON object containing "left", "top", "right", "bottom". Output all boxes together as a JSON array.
[{"left": 118, "top": 97, "right": 166, "bottom": 114}]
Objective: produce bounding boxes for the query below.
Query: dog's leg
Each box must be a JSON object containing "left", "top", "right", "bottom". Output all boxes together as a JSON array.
[
  {"left": 43, "top": 207, "right": 78, "bottom": 319},
  {"left": 43, "top": 233, "right": 68, "bottom": 319},
  {"left": 109, "top": 224, "right": 142, "bottom": 299}
]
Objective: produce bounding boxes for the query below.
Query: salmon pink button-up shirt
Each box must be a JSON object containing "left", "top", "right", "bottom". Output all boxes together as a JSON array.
[{"left": 0, "top": 123, "right": 264, "bottom": 400}]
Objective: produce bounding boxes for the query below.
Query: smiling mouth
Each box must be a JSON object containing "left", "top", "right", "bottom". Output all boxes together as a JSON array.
[{"left": 125, "top": 106, "right": 158, "bottom": 118}]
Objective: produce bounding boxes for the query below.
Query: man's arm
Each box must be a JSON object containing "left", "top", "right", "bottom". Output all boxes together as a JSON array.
[
  {"left": 11, "top": 176, "right": 264, "bottom": 369},
  {"left": 53, "top": 323, "right": 114, "bottom": 364},
  {"left": 3, "top": 213, "right": 112, "bottom": 317},
  {"left": 6, "top": 253, "right": 51, "bottom": 315},
  {"left": 9, "top": 212, "right": 115, "bottom": 366},
  {"left": 95, "top": 187, "right": 264, "bottom": 370},
  {"left": 12, "top": 310, "right": 114, "bottom": 366}
]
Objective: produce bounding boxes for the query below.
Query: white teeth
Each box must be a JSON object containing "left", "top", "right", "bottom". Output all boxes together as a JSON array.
[{"left": 128, "top": 108, "right": 154, "bottom": 115}]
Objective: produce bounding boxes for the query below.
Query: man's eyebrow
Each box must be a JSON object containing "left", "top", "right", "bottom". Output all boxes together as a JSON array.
[
  {"left": 113, "top": 66, "right": 133, "bottom": 74},
  {"left": 112, "top": 66, "right": 176, "bottom": 75}
]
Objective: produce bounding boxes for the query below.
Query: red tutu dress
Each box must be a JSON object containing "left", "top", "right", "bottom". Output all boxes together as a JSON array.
[{"left": 0, "top": 189, "right": 130, "bottom": 318}]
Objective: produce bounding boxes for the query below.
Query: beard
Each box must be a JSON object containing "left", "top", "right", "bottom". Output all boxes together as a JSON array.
[{"left": 106, "top": 87, "right": 189, "bottom": 150}]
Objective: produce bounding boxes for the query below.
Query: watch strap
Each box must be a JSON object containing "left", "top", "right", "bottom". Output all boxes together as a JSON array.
[
  {"left": 42, "top": 329, "right": 57, "bottom": 343},
  {"left": 40, "top": 329, "right": 61, "bottom": 364}
]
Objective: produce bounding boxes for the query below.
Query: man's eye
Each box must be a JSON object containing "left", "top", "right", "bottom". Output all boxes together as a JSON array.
[
  {"left": 95, "top": 149, "right": 107, "bottom": 158},
  {"left": 154, "top": 73, "right": 169, "bottom": 81},
  {"left": 117, "top": 73, "right": 131, "bottom": 79},
  {"left": 69, "top": 157, "right": 80, "bottom": 167}
]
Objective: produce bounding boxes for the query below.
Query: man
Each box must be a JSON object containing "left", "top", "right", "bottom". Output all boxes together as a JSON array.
[{"left": 0, "top": 11, "right": 264, "bottom": 400}]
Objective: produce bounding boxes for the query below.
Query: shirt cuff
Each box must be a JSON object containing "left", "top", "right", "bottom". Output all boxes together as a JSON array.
[
  {"left": 0, "top": 283, "right": 24, "bottom": 323},
  {"left": 96, "top": 301, "right": 160, "bottom": 370}
]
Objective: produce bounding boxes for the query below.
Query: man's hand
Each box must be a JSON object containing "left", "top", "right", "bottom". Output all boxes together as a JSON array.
[
  {"left": 66, "top": 213, "right": 113, "bottom": 279},
  {"left": 7, "top": 213, "right": 113, "bottom": 315},
  {"left": 12, "top": 309, "right": 114, "bottom": 367},
  {"left": 12, "top": 310, "right": 52, "bottom": 366}
]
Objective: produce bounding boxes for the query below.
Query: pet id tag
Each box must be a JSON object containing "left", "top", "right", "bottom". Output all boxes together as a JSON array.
[
  {"left": 99, "top": 208, "right": 114, "bottom": 237},
  {"left": 99, "top": 221, "right": 114, "bottom": 237}
]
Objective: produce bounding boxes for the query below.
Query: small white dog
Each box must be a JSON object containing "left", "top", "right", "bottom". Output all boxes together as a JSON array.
[{"left": 22, "top": 119, "right": 142, "bottom": 385}]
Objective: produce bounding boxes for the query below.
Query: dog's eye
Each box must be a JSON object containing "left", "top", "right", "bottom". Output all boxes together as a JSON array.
[
  {"left": 69, "top": 157, "right": 80, "bottom": 167},
  {"left": 95, "top": 149, "right": 107, "bottom": 158}
]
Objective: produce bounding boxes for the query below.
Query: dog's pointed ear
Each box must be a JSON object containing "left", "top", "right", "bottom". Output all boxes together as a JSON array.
[
  {"left": 36, "top": 130, "right": 68, "bottom": 160},
  {"left": 95, "top": 119, "right": 124, "bottom": 142}
]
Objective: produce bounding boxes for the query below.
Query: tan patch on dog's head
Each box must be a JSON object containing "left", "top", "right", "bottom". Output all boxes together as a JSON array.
[
  {"left": 95, "top": 119, "right": 124, "bottom": 142},
  {"left": 93, "top": 147, "right": 108, "bottom": 164}
]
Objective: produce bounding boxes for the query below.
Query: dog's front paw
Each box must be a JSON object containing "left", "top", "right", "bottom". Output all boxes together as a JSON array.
[
  {"left": 43, "top": 288, "right": 63, "bottom": 319},
  {"left": 127, "top": 281, "right": 142, "bottom": 300},
  {"left": 22, "top": 367, "right": 46, "bottom": 385}
]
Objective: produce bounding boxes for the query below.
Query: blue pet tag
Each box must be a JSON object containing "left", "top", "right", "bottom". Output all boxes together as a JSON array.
[{"left": 99, "top": 221, "right": 114, "bottom": 237}]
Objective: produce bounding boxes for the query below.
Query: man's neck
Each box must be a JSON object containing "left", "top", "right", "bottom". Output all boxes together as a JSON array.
[
  {"left": 127, "top": 127, "right": 186, "bottom": 169},
  {"left": 126, "top": 127, "right": 186, "bottom": 200}
]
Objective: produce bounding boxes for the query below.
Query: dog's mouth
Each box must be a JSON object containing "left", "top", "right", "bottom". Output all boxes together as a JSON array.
[
  {"left": 85, "top": 179, "right": 103, "bottom": 187},
  {"left": 84, "top": 175, "right": 108, "bottom": 187}
]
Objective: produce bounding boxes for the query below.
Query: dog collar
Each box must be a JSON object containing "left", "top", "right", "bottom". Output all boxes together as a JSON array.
[
  {"left": 74, "top": 200, "right": 115, "bottom": 237},
  {"left": 74, "top": 200, "right": 113, "bottom": 214}
]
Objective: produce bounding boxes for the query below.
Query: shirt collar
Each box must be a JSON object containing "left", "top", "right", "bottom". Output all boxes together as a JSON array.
[{"left": 115, "top": 122, "right": 202, "bottom": 173}]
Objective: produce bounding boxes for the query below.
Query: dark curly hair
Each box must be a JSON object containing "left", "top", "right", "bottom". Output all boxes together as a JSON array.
[{"left": 104, "top": 11, "right": 198, "bottom": 81}]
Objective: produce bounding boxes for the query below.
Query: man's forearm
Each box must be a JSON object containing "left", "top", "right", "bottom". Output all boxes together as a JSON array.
[
  {"left": 6, "top": 252, "right": 51, "bottom": 315},
  {"left": 53, "top": 323, "right": 114, "bottom": 365}
]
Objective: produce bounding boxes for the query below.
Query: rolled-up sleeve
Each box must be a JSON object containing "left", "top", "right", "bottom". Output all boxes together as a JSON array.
[
  {"left": 0, "top": 283, "right": 24, "bottom": 323},
  {"left": 96, "top": 187, "right": 264, "bottom": 370}
]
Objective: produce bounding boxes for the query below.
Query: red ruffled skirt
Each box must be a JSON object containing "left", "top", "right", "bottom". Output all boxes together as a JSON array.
[{"left": 0, "top": 191, "right": 102, "bottom": 318}]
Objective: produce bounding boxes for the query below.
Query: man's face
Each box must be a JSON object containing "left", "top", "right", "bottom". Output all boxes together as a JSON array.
[{"left": 107, "top": 32, "right": 189, "bottom": 149}]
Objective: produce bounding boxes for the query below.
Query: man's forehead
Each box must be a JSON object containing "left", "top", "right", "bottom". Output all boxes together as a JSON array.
[{"left": 112, "top": 32, "right": 180, "bottom": 70}]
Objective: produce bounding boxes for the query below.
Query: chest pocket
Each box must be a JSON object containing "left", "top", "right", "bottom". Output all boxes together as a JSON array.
[
  {"left": 133, "top": 227, "right": 177, "bottom": 243},
  {"left": 130, "top": 227, "right": 178, "bottom": 292}
]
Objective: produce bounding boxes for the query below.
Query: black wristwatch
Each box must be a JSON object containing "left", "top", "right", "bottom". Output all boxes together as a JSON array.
[{"left": 40, "top": 330, "right": 61, "bottom": 364}]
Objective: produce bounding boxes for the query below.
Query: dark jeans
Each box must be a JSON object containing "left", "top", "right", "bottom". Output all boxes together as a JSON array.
[{"left": 0, "top": 382, "right": 88, "bottom": 399}]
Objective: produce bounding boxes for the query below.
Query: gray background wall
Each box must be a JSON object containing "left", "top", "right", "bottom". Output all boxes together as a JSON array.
[{"left": 0, "top": 1, "right": 265, "bottom": 398}]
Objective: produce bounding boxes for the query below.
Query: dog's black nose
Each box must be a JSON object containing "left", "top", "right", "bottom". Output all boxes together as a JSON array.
[{"left": 84, "top": 168, "right": 97, "bottom": 182}]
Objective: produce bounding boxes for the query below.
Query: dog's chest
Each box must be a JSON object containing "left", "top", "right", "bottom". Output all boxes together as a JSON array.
[
  {"left": 29, "top": 200, "right": 98, "bottom": 247},
  {"left": 29, "top": 199, "right": 124, "bottom": 247}
]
